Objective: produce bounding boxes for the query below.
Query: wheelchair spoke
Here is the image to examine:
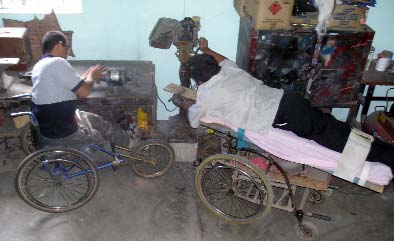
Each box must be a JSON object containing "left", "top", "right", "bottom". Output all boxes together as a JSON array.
[
  {"left": 196, "top": 154, "right": 273, "bottom": 223},
  {"left": 219, "top": 167, "right": 233, "bottom": 188},
  {"left": 16, "top": 148, "right": 100, "bottom": 212},
  {"left": 63, "top": 181, "right": 89, "bottom": 190},
  {"left": 217, "top": 191, "right": 233, "bottom": 212},
  {"left": 130, "top": 140, "right": 174, "bottom": 178},
  {"left": 205, "top": 172, "right": 231, "bottom": 190},
  {"left": 238, "top": 197, "right": 258, "bottom": 217},
  {"left": 27, "top": 176, "right": 53, "bottom": 183},
  {"left": 62, "top": 185, "right": 89, "bottom": 195}
]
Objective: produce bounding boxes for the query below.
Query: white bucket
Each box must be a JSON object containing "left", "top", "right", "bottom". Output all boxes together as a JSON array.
[{"left": 375, "top": 58, "right": 390, "bottom": 72}]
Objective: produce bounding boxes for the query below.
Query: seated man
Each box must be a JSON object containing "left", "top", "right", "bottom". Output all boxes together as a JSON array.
[
  {"left": 31, "top": 31, "right": 131, "bottom": 148},
  {"left": 175, "top": 37, "right": 394, "bottom": 172}
]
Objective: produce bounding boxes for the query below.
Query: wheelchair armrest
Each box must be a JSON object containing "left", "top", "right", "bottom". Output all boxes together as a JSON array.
[
  {"left": 2, "top": 93, "right": 32, "bottom": 101},
  {"left": 10, "top": 112, "right": 32, "bottom": 118},
  {"left": 11, "top": 93, "right": 32, "bottom": 99}
]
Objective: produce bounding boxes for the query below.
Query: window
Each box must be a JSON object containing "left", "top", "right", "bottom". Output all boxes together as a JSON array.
[{"left": 0, "top": 0, "right": 82, "bottom": 14}]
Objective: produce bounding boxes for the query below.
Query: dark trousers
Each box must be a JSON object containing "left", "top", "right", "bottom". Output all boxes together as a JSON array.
[{"left": 273, "top": 92, "right": 394, "bottom": 171}]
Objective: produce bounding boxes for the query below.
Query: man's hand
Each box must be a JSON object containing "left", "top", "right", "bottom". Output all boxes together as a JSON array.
[
  {"left": 76, "top": 65, "right": 106, "bottom": 98},
  {"left": 86, "top": 65, "right": 106, "bottom": 83},
  {"left": 171, "top": 93, "right": 195, "bottom": 110},
  {"left": 80, "top": 66, "right": 93, "bottom": 80},
  {"left": 197, "top": 37, "right": 226, "bottom": 63}
]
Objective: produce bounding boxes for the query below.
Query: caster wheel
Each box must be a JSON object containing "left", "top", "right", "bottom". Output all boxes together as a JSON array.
[
  {"left": 308, "top": 190, "right": 324, "bottom": 204},
  {"left": 294, "top": 221, "right": 319, "bottom": 241}
]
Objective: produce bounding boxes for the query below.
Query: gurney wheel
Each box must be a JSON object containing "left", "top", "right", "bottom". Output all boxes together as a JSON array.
[
  {"left": 294, "top": 221, "right": 318, "bottom": 241},
  {"left": 308, "top": 190, "right": 324, "bottom": 204},
  {"left": 195, "top": 154, "right": 273, "bottom": 224}
]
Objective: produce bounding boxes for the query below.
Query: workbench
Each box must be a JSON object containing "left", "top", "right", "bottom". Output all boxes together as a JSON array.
[
  {"left": 359, "top": 60, "right": 394, "bottom": 122},
  {"left": 0, "top": 60, "right": 157, "bottom": 139}
]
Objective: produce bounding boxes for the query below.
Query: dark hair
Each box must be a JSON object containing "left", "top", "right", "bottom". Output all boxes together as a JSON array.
[
  {"left": 187, "top": 54, "right": 221, "bottom": 84},
  {"left": 41, "top": 31, "right": 67, "bottom": 54}
]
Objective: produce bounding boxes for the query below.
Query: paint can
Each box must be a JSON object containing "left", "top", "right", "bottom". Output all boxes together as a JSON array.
[
  {"left": 375, "top": 50, "right": 393, "bottom": 72},
  {"left": 376, "top": 58, "right": 390, "bottom": 72}
]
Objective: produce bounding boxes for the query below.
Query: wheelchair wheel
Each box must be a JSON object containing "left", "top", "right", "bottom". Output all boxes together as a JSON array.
[
  {"left": 131, "top": 140, "right": 175, "bottom": 178},
  {"left": 195, "top": 154, "right": 273, "bottom": 224},
  {"left": 19, "top": 125, "right": 38, "bottom": 155},
  {"left": 15, "top": 148, "right": 100, "bottom": 213}
]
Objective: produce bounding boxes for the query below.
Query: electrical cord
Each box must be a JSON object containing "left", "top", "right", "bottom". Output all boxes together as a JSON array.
[{"left": 155, "top": 85, "right": 178, "bottom": 112}]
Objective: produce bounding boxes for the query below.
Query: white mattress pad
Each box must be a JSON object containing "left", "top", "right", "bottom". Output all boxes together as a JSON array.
[{"left": 200, "top": 116, "right": 393, "bottom": 186}]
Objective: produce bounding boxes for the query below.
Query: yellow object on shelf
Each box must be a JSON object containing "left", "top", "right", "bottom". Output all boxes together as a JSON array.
[{"left": 137, "top": 107, "right": 148, "bottom": 130}]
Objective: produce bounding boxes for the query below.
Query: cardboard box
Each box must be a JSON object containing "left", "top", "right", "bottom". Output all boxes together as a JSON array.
[
  {"left": 0, "top": 27, "right": 32, "bottom": 71},
  {"left": 329, "top": 4, "right": 366, "bottom": 30},
  {"left": 291, "top": 4, "right": 366, "bottom": 31},
  {"left": 234, "top": 0, "right": 247, "bottom": 17},
  {"left": 291, "top": 13, "right": 318, "bottom": 26},
  {"left": 245, "top": 0, "right": 294, "bottom": 30}
]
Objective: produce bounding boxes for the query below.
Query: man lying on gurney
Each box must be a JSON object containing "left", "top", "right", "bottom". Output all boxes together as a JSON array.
[{"left": 172, "top": 37, "right": 394, "bottom": 175}]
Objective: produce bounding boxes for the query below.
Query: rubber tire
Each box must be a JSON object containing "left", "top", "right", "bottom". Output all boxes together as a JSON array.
[
  {"left": 131, "top": 140, "right": 175, "bottom": 178},
  {"left": 195, "top": 154, "right": 273, "bottom": 224},
  {"left": 19, "top": 125, "right": 37, "bottom": 155},
  {"left": 15, "top": 148, "right": 100, "bottom": 213}
]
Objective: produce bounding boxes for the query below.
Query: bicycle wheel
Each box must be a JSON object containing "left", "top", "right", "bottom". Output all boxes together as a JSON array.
[
  {"left": 15, "top": 148, "right": 100, "bottom": 213},
  {"left": 131, "top": 140, "right": 174, "bottom": 178},
  {"left": 19, "top": 125, "right": 38, "bottom": 155},
  {"left": 195, "top": 154, "right": 273, "bottom": 224}
]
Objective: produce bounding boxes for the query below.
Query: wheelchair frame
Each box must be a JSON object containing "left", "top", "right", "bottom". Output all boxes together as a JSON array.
[
  {"left": 194, "top": 123, "right": 333, "bottom": 240},
  {"left": 8, "top": 94, "right": 175, "bottom": 213}
]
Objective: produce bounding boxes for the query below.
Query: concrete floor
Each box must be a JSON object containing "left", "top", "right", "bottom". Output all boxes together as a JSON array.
[{"left": 1, "top": 133, "right": 394, "bottom": 241}]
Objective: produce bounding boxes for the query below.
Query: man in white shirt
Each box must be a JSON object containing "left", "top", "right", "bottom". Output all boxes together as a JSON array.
[
  {"left": 174, "top": 37, "right": 394, "bottom": 172},
  {"left": 32, "top": 31, "right": 131, "bottom": 148}
]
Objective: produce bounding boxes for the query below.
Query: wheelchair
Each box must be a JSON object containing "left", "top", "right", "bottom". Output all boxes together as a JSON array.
[{"left": 9, "top": 94, "right": 175, "bottom": 213}]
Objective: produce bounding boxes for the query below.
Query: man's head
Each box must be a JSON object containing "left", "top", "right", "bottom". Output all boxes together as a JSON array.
[
  {"left": 41, "top": 31, "right": 69, "bottom": 59},
  {"left": 187, "top": 54, "right": 221, "bottom": 85}
]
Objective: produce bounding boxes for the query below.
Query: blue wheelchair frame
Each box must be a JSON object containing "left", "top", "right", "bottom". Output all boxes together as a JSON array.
[
  {"left": 8, "top": 93, "right": 174, "bottom": 213},
  {"left": 8, "top": 93, "right": 137, "bottom": 175}
]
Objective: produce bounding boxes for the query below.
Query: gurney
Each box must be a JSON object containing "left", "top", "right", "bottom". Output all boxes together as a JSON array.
[
  {"left": 200, "top": 116, "right": 393, "bottom": 187},
  {"left": 164, "top": 83, "right": 393, "bottom": 240},
  {"left": 194, "top": 116, "right": 393, "bottom": 240}
]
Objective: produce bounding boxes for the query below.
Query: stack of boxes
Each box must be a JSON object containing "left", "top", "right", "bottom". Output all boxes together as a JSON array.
[
  {"left": 234, "top": 0, "right": 374, "bottom": 123},
  {"left": 234, "top": 0, "right": 367, "bottom": 31},
  {"left": 234, "top": 0, "right": 294, "bottom": 30}
]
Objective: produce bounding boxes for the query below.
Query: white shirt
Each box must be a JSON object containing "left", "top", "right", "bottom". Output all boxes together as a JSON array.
[
  {"left": 32, "top": 57, "right": 82, "bottom": 105},
  {"left": 188, "top": 59, "right": 284, "bottom": 134}
]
